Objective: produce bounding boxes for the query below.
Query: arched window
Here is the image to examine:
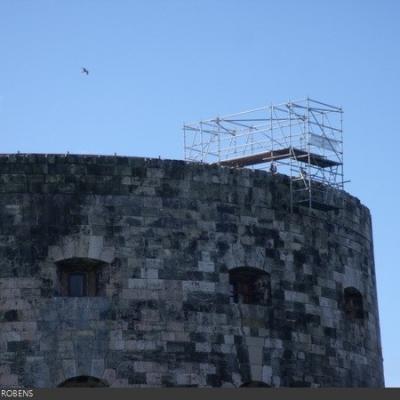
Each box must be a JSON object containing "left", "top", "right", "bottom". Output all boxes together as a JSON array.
[
  {"left": 240, "top": 381, "right": 270, "bottom": 388},
  {"left": 58, "top": 376, "right": 108, "bottom": 387},
  {"left": 343, "top": 287, "right": 364, "bottom": 320},
  {"left": 229, "top": 267, "right": 270, "bottom": 305},
  {"left": 57, "top": 258, "right": 107, "bottom": 297}
]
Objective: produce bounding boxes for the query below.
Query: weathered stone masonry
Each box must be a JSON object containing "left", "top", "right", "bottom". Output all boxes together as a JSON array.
[{"left": 0, "top": 154, "right": 384, "bottom": 387}]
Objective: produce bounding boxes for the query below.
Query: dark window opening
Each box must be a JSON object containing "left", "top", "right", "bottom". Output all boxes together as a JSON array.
[
  {"left": 289, "top": 381, "right": 311, "bottom": 387},
  {"left": 57, "top": 258, "right": 107, "bottom": 297},
  {"left": 68, "top": 272, "right": 87, "bottom": 297},
  {"left": 229, "top": 267, "right": 270, "bottom": 305},
  {"left": 344, "top": 287, "right": 364, "bottom": 320},
  {"left": 240, "top": 381, "right": 271, "bottom": 388},
  {"left": 58, "top": 376, "right": 108, "bottom": 387}
]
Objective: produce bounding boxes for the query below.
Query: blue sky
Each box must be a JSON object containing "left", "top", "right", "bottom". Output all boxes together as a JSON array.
[{"left": 0, "top": 0, "right": 399, "bottom": 387}]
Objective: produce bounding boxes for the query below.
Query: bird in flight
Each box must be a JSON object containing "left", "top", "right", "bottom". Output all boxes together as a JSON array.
[{"left": 81, "top": 67, "right": 89, "bottom": 75}]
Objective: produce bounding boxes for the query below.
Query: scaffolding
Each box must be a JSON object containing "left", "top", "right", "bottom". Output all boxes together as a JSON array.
[{"left": 183, "top": 98, "right": 344, "bottom": 211}]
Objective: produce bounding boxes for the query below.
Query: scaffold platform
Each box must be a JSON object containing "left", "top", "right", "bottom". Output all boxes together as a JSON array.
[{"left": 216, "top": 147, "right": 341, "bottom": 169}]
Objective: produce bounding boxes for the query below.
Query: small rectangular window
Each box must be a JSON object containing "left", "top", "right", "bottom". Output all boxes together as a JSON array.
[
  {"left": 229, "top": 267, "right": 270, "bottom": 305},
  {"left": 57, "top": 258, "right": 107, "bottom": 297},
  {"left": 68, "top": 273, "right": 87, "bottom": 297}
]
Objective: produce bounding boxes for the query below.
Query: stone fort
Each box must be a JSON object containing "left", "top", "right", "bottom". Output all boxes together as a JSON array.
[{"left": 0, "top": 153, "right": 384, "bottom": 388}]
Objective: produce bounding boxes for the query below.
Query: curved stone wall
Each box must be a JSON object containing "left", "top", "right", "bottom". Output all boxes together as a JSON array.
[{"left": 0, "top": 154, "right": 384, "bottom": 387}]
